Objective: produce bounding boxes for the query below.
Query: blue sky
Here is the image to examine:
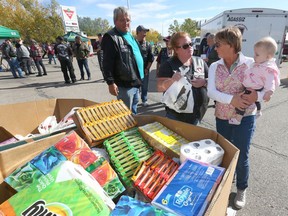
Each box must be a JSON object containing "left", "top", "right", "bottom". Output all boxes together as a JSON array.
[{"left": 46, "top": 0, "right": 288, "bottom": 36}]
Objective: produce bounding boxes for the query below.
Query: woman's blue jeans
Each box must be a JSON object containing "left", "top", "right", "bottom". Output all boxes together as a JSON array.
[{"left": 216, "top": 115, "right": 256, "bottom": 190}]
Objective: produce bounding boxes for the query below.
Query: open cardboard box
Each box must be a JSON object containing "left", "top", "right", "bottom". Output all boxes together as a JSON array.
[
  {"left": 0, "top": 113, "right": 238, "bottom": 216},
  {"left": 134, "top": 115, "right": 239, "bottom": 216},
  {"left": 0, "top": 132, "right": 66, "bottom": 203},
  {"left": 0, "top": 98, "right": 96, "bottom": 151}
]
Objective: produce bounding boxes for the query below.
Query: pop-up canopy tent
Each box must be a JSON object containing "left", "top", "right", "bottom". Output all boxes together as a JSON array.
[
  {"left": 63, "top": 31, "right": 88, "bottom": 42},
  {"left": 0, "top": 26, "right": 20, "bottom": 39}
]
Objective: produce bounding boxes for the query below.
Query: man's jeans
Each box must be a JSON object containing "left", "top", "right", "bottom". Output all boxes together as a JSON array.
[
  {"left": 216, "top": 115, "right": 256, "bottom": 190},
  {"left": 7, "top": 57, "right": 23, "bottom": 77},
  {"left": 77, "top": 58, "right": 91, "bottom": 79},
  {"left": 117, "top": 87, "right": 140, "bottom": 114},
  {"left": 141, "top": 73, "right": 149, "bottom": 103}
]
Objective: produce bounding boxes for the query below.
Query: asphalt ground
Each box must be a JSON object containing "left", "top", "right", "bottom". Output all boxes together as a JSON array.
[{"left": 0, "top": 55, "right": 287, "bottom": 216}]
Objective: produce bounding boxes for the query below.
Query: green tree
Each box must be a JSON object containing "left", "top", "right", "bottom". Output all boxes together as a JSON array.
[
  {"left": 78, "top": 16, "right": 112, "bottom": 36},
  {"left": 168, "top": 18, "right": 200, "bottom": 37},
  {"left": 168, "top": 20, "right": 181, "bottom": 35}
]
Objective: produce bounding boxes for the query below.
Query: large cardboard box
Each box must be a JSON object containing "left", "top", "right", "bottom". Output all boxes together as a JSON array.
[
  {"left": 134, "top": 115, "right": 239, "bottom": 216},
  {"left": 0, "top": 114, "right": 238, "bottom": 216},
  {"left": 0, "top": 98, "right": 96, "bottom": 136},
  {"left": 0, "top": 98, "right": 96, "bottom": 150}
]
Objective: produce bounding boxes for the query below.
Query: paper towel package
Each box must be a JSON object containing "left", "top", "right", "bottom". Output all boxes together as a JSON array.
[
  {"left": 0, "top": 161, "right": 114, "bottom": 216},
  {"left": 152, "top": 159, "right": 225, "bottom": 216},
  {"left": 180, "top": 139, "right": 224, "bottom": 165}
]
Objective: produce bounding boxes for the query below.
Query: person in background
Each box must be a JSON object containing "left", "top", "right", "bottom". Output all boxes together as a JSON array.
[
  {"left": 157, "top": 32, "right": 209, "bottom": 125},
  {"left": 229, "top": 36, "right": 280, "bottom": 125},
  {"left": 47, "top": 42, "right": 57, "bottom": 65},
  {"left": 136, "top": 25, "right": 154, "bottom": 107},
  {"left": 101, "top": 6, "right": 144, "bottom": 114},
  {"left": 54, "top": 36, "right": 77, "bottom": 84},
  {"left": 207, "top": 26, "right": 258, "bottom": 209},
  {"left": 73, "top": 36, "right": 91, "bottom": 80},
  {"left": 1, "top": 39, "right": 25, "bottom": 78},
  {"left": 204, "top": 33, "right": 219, "bottom": 67},
  {"left": 198, "top": 32, "right": 210, "bottom": 56},
  {"left": 94, "top": 33, "right": 104, "bottom": 78},
  {"left": 156, "top": 36, "right": 173, "bottom": 76},
  {"left": 15, "top": 39, "right": 34, "bottom": 75},
  {"left": 41, "top": 42, "right": 48, "bottom": 59},
  {"left": 30, "top": 39, "right": 47, "bottom": 77}
]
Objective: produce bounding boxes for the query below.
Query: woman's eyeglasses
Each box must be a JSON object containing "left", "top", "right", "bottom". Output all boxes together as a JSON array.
[{"left": 177, "top": 42, "right": 193, "bottom": 50}]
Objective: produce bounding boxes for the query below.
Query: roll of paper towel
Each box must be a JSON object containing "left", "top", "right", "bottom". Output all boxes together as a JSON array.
[{"left": 180, "top": 139, "right": 224, "bottom": 165}]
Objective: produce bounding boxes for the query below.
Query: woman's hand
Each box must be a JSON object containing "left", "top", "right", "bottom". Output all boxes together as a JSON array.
[
  {"left": 230, "top": 92, "right": 250, "bottom": 110},
  {"left": 191, "top": 78, "right": 207, "bottom": 88}
]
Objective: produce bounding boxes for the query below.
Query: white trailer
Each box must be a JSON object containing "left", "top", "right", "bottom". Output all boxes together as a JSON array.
[{"left": 201, "top": 8, "right": 288, "bottom": 65}]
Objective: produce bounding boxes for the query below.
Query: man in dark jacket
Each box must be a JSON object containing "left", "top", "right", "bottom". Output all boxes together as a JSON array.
[
  {"left": 101, "top": 6, "right": 144, "bottom": 114},
  {"left": 1, "top": 39, "right": 24, "bottom": 78},
  {"left": 136, "top": 25, "right": 154, "bottom": 107},
  {"left": 54, "top": 36, "right": 77, "bottom": 84}
]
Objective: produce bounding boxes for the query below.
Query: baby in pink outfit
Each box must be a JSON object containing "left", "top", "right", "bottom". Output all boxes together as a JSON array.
[{"left": 230, "top": 37, "right": 280, "bottom": 125}]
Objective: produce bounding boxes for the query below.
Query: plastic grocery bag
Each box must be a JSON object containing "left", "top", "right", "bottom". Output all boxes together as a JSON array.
[
  {"left": 38, "top": 116, "right": 58, "bottom": 135},
  {"left": 54, "top": 107, "right": 80, "bottom": 131},
  {"left": 162, "top": 76, "right": 194, "bottom": 113}
]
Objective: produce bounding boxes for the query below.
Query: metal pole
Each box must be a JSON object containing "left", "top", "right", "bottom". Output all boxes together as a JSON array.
[{"left": 127, "top": 0, "right": 130, "bottom": 9}]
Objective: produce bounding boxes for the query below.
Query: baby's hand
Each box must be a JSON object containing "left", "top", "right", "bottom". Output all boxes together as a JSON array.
[{"left": 263, "top": 91, "right": 273, "bottom": 102}]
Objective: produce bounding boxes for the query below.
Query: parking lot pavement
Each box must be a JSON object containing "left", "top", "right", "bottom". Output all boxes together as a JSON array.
[{"left": 0, "top": 56, "right": 287, "bottom": 216}]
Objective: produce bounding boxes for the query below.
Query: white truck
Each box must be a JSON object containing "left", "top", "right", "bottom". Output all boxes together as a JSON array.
[{"left": 200, "top": 8, "right": 288, "bottom": 65}]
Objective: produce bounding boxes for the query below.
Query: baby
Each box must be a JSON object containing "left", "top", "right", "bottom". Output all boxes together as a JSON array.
[{"left": 230, "top": 36, "right": 280, "bottom": 125}]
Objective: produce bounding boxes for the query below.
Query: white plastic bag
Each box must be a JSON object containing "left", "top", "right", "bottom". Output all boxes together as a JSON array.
[
  {"left": 162, "top": 76, "right": 194, "bottom": 113},
  {"left": 38, "top": 116, "right": 58, "bottom": 135}
]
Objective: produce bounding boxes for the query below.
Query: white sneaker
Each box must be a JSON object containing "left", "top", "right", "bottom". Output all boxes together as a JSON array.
[
  {"left": 234, "top": 189, "right": 246, "bottom": 209},
  {"left": 142, "top": 102, "right": 149, "bottom": 107}
]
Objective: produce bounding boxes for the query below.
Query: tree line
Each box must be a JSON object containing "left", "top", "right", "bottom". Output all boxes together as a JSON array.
[{"left": 0, "top": 0, "right": 200, "bottom": 43}]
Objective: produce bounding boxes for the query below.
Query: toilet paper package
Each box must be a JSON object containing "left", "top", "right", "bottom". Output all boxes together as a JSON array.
[{"left": 180, "top": 139, "right": 224, "bottom": 165}]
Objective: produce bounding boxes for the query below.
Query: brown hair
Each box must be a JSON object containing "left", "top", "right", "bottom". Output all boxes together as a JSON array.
[
  {"left": 170, "top": 32, "right": 190, "bottom": 56},
  {"left": 215, "top": 26, "right": 242, "bottom": 53}
]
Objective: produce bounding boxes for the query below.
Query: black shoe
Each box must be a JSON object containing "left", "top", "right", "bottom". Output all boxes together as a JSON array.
[
  {"left": 36, "top": 74, "right": 42, "bottom": 77},
  {"left": 87, "top": 77, "right": 91, "bottom": 80},
  {"left": 65, "top": 81, "right": 71, "bottom": 84},
  {"left": 29, "top": 72, "right": 35, "bottom": 75},
  {"left": 79, "top": 78, "right": 84, "bottom": 81},
  {"left": 43, "top": 73, "right": 47, "bottom": 76},
  {"left": 72, "top": 79, "right": 77, "bottom": 83}
]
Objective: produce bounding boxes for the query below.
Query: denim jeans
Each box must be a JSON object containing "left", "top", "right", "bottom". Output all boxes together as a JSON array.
[
  {"left": 34, "top": 58, "right": 47, "bottom": 75},
  {"left": 216, "top": 115, "right": 256, "bottom": 190},
  {"left": 77, "top": 58, "right": 91, "bottom": 79},
  {"left": 48, "top": 54, "right": 57, "bottom": 64},
  {"left": 141, "top": 73, "right": 149, "bottom": 103},
  {"left": 117, "top": 87, "right": 140, "bottom": 114},
  {"left": 7, "top": 57, "right": 23, "bottom": 77}
]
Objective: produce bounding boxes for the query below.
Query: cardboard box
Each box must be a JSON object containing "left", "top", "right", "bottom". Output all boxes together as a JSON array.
[
  {"left": 134, "top": 115, "right": 239, "bottom": 216},
  {"left": 0, "top": 98, "right": 96, "bottom": 137},
  {"left": 0, "top": 114, "right": 238, "bottom": 216}
]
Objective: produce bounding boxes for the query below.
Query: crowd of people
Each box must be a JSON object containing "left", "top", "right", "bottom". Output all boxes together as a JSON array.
[{"left": 0, "top": 33, "right": 103, "bottom": 83}]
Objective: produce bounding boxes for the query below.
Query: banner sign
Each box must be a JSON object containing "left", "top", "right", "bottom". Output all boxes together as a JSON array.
[{"left": 60, "top": 5, "right": 80, "bottom": 33}]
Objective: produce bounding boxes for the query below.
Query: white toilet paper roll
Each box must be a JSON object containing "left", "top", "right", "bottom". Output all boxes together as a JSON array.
[{"left": 180, "top": 139, "right": 224, "bottom": 165}]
